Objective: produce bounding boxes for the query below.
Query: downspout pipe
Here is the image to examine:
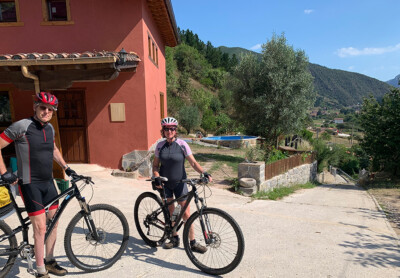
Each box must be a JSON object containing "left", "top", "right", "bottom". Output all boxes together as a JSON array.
[{"left": 21, "top": 66, "right": 40, "bottom": 94}]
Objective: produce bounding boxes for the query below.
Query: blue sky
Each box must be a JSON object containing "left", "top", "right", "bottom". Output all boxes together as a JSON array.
[{"left": 171, "top": 0, "right": 400, "bottom": 82}]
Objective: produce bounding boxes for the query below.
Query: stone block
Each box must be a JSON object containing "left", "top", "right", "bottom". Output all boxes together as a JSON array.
[
  {"left": 239, "top": 178, "right": 256, "bottom": 188},
  {"left": 239, "top": 185, "right": 257, "bottom": 197},
  {"left": 111, "top": 169, "right": 139, "bottom": 179},
  {"left": 122, "top": 150, "right": 153, "bottom": 177},
  {"left": 238, "top": 161, "right": 265, "bottom": 187}
]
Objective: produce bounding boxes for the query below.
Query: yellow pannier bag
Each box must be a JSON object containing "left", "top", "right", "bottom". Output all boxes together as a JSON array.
[{"left": 0, "top": 186, "right": 12, "bottom": 208}]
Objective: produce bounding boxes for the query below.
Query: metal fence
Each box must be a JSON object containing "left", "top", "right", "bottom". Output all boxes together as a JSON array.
[{"left": 265, "top": 152, "right": 316, "bottom": 180}]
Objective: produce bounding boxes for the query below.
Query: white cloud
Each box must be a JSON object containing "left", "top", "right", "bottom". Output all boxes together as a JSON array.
[
  {"left": 348, "top": 66, "right": 355, "bottom": 71},
  {"left": 336, "top": 43, "right": 400, "bottom": 57},
  {"left": 250, "top": 44, "right": 262, "bottom": 51},
  {"left": 304, "top": 9, "right": 314, "bottom": 14}
]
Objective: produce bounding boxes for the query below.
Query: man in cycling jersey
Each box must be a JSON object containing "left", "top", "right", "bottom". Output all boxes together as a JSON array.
[
  {"left": 152, "top": 117, "right": 212, "bottom": 253},
  {"left": 0, "top": 92, "right": 76, "bottom": 277}
]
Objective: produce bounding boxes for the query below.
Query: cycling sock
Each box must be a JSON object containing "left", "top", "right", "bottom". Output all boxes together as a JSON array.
[
  {"left": 45, "top": 255, "right": 55, "bottom": 262},
  {"left": 190, "top": 239, "right": 196, "bottom": 246},
  {"left": 37, "top": 265, "right": 46, "bottom": 274},
  {"left": 174, "top": 235, "right": 180, "bottom": 240}
]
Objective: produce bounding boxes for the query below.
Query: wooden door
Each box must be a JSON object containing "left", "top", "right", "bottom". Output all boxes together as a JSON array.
[{"left": 53, "top": 90, "right": 88, "bottom": 163}]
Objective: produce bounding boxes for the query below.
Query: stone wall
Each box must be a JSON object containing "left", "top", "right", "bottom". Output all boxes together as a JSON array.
[
  {"left": 259, "top": 161, "right": 317, "bottom": 192},
  {"left": 238, "top": 160, "right": 317, "bottom": 192}
]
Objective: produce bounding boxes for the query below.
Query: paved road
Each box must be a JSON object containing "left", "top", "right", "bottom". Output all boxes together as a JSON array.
[{"left": 6, "top": 165, "right": 400, "bottom": 277}]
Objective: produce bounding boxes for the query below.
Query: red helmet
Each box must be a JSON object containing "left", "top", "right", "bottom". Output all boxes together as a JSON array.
[{"left": 35, "top": 92, "right": 58, "bottom": 110}]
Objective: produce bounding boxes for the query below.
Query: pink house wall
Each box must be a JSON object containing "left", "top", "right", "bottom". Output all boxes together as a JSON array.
[{"left": 0, "top": 0, "right": 169, "bottom": 168}]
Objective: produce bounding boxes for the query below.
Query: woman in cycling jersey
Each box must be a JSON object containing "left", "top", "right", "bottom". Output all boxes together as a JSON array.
[{"left": 152, "top": 117, "right": 212, "bottom": 253}]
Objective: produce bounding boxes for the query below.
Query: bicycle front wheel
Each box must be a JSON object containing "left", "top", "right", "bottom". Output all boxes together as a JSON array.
[
  {"left": 134, "top": 192, "right": 167, "bottom": 247},
  {"left": 0, "top": 220, "right": 17, "bottom": 278},
  {"left": 183, "top": 208, "right": 245, "bottom": 275},
  {"left": 64, "top": 204, "right": 129, "bottom": 272}
]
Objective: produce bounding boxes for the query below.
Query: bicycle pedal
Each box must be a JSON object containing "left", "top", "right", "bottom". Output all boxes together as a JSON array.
[{"left": 27, "top": 268, "right": 36, "bottom": 276}]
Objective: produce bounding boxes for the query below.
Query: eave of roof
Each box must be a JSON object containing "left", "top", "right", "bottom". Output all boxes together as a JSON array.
[
  {"left": 0, "top": 51, "right": 141, "bottom": 91},
  {"left": 147, "top": 0, "right": 179, "bottom": 47}
]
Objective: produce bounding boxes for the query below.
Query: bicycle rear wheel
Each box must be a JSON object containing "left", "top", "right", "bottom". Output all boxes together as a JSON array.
[
  {"left": 0, "top": 220, "right": 18, "bottom": 278},
  {"left": 134, "top": 192, "right": 167, "bottom": 247},
  {"left": 183, "top": 208, "right": 245, "bottom": 275},
  {"left": 64, "top": 204, "right": 129, "bottom": 272}
]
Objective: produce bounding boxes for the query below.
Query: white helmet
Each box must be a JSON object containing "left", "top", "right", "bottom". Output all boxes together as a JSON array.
[{"left": 161, "top": 117, "right": 178, "bottom": 126}]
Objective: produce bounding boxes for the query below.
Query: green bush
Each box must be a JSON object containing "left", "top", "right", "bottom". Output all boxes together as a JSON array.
[
  {"left": 210, "top": 97, "right": 221, "bottom": 113},
  {"left": 312, "top": 139, "right": 330, "bottom": 172},
  {"left": 167, "top": 95, "right": 185, "bottom": 116},
  {"left": 200, "top": 77, "right": 214, "bottom": 88},
  {"left": 201, "top": 110, "right": 217, "bottom": 132},
  {"left": 320, "top": 132, "right": 331, "bottom": 141},
  {"left": 299, "top": 129, "right": 313, "bottom": 142},
  {"left": 245, "top": 145, "right": 265, "bottom": 162},
  {"left": 178, "top": 106, "right": 202, "bottom": 134},
  {"left": 192, "top": 88, "right": 213, "bottom": 113},
  {"left": 266, "top": 147, "right": 289, "bottom": 164},
  {"left": 214, "top": 113, "right": 233, "bottom": 135},
  {"left": 174, "top": 43, "right": 210, "bottom": 80}
]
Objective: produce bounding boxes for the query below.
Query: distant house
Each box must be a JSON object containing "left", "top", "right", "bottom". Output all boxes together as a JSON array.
[
  {"left": 334, "top": 118, "right": 344, "bottom": 124},
  {"left": 0, "top": 0, "right": 179, "bottom": 171},
  {"left": 309, "top": 110, "right": 318, "bottom": 117}
]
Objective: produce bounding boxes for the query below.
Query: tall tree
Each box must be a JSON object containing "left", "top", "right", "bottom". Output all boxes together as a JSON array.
[
  {"left": 359, "top": 88, "right": 400, "bottom": 175},
  {"left": 232, "top": 33, "right": 315, "bottom": 147}
]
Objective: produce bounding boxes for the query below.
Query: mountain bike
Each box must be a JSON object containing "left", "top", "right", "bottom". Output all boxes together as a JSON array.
[
  {"left": 134, "top": 176, "right": 245, "bottom": 275},
  {"left": 0, "top": 173, "right": 129, "bottom": 277}
]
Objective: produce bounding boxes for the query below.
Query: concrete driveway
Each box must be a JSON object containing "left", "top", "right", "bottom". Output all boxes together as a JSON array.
[{"left": 6, "top": 164, "right": 400, "bottom": 277}]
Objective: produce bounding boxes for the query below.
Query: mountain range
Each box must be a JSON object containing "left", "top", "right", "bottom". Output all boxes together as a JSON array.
[
  {"left": 386, "top": 74, "right": 400, "bottom": 88},
  {"left": 218, "top": 46, "right": 395, "bottom": 107}
]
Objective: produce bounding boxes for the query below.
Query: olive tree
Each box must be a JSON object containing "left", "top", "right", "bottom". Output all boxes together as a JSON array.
[
  {"left": 178, "top": 106, "right": 202, "bottom": 134},
  {"left": 359, "top": 88, "right": 400, "bottom": 175},
  {"left": 232, "top": 33, "right": 316, "bottom": 147}
]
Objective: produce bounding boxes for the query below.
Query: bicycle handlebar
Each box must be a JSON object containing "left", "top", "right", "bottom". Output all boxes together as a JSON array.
[
  {"left": 70, "top": 173, "right": 94, "bottom": 184},
  {"left": 147, "top": 176, "right": 209, "bottom": 186}
]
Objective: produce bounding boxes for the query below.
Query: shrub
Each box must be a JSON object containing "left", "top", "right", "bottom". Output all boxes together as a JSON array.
[
  {"left": 320, "top": 132, "right": 331, "bottom": 141},
  {"left": 245, "top": 145, "right": 265, "bottom": 162},
  {"left": 266, "top": 147, "right": 289, "bottom": 164},
  {"left": 201, "top": 110, "right": 217, "bottom": 132},
  {"left": 178, "top": 106, "right": 202, "bottom": 134}
]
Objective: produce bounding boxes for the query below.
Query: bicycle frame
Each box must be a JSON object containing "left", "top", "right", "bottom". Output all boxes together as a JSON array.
[
  {"left": 156, "top": 179, "right": 210, "bottom": 244},
  {"left": 0, "top": 176, "right": 96, "bottom": 254}
]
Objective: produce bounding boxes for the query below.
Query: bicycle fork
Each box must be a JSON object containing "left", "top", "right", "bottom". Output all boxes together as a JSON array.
[
  {"left": 194, "top": 199, "right": 213, "bottom": 245},
  {"left": 78, "top": 197, "right": 101, "bottom": 241}
]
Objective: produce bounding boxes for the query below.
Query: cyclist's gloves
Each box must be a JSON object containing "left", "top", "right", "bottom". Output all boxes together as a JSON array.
[
  {"left": 154, "top": 177, "right": 162, "bottom": 186},
  {"left": 1, "top": 171, "right": 18, "bottom": 184},
  {"left": 202, "top": 172, "right": 212, "bottom": 181},
  {"left": 65, "top": 167, "right": 77, "bottom": 177}
]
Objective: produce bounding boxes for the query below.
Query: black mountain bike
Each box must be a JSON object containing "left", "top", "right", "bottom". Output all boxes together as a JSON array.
[
  {"left": 0, "top": 173, "right": 129, "bottom": 277},
  {"left": 134, "top": 176, "right": 245, "bottom": 275}
]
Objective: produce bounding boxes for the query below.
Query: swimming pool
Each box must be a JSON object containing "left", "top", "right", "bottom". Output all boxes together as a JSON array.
[{"left": 200, "top": 135, "right": 258, "bottom": 148}]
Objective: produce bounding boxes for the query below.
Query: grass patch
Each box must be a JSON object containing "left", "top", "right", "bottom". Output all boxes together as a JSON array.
[
  {"left": 193, "top": 153, "right": 244, "bottom": 171},
  {"left": 251, "top": 182, "right": 317, "bottom": 200}
]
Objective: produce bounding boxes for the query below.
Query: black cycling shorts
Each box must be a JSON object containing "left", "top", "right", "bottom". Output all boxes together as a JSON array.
[
  {"left": 18, "top": 180, "right": 59, "bottom": 216},
  {"left": 164, "top": 182, "right": 188, "bottom": 201}
]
